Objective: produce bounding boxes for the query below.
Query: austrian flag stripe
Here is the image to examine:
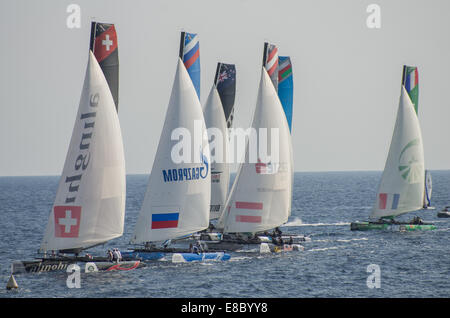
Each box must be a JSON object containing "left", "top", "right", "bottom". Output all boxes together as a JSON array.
[
  {"left": 236, "top": 215, "right": 262, "bottom": 223},
  {"left": 235, "top": 201, "right": 263, "bottom": 223},
  {"left": 235, "top": 201, "right": 263, "bottom": 210}
]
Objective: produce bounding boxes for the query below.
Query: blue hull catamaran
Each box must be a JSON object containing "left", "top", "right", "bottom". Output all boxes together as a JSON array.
[
  {"left": 351, "top": 66, "right": 435, "bottom": 231},
  {"left": 12, "top": 23, "right": 141, "bottom": 275},
  {"left": 125, "top": 32, "right": 230, "bottom": 263}
]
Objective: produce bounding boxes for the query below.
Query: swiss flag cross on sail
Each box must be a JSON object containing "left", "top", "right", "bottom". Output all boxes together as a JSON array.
[
  {"left": 54, "top": 206, "right": 81, "bottom": 238},
  {"left": 93, "top": 25, "right": 117, "bottom": 63}
]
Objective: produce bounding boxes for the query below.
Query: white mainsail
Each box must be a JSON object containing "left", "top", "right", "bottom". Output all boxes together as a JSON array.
[
  {"left": 370, "top": 86, "right": 425, "bottom": 219},
  {"left": 203, "top": 85, "right": 230, "bottom": 220},
  {"left": 40, "top": 51, "right": 126, "bottom": 252},
  {"left": 217, "top": 67, "right": 293, "bottom": 233},
  {"left": 131, "top": 58, "right": 210, "bottom": 244}
]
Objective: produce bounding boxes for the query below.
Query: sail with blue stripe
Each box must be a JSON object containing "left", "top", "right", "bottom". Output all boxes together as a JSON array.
[
  {"left": 278, "top": 56, "right": 293, "bottom": 132},
  {"left": 179, "top": 32, "right": 200, "bottom": 99}
]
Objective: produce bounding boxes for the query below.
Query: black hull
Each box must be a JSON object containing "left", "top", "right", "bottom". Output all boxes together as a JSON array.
[
  {"left": 437, "top": 212, "right": 450, "bottom": 218},
  {"left": 12, "top": 258, "right": 142, "bottom": 274},
  {"left": 201, "top": 242, "right": 243, "bottom": 252},
  {"left": 198, "top": 233, "right": 309, "bottom": 252}
]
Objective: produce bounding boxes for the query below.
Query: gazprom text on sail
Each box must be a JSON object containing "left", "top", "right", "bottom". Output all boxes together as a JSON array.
[{"left": 162, "top": 167, "right": 207, "bottom": 182}]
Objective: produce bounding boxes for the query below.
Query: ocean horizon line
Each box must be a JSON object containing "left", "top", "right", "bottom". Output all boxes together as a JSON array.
[{"left": 2, "top": 168, "right": 450, "bottom": 178}]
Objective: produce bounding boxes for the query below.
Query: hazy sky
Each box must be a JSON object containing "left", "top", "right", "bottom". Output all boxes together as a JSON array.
[{"left": 1, "top": 0, "right": 450, "bottom": 176}]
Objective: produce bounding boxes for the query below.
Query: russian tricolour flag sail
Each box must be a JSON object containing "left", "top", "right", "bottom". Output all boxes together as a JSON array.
[
  {"left": 179, "top": 32, "right": 200, "bottom": 99},
  {"left": 131, "top": 58, "right": 210, "bottom": 244}
]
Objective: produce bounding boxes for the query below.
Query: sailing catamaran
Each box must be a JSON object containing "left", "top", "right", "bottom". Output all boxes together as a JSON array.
[
  {"left": 198, "top": 44, "right": 307, "bottom": 252},
  {"left": 210, "top": 63, "right": 299, "bottom": 252},
  {"left": 12, "top": 49, "right": 141, "bottom": 274},
  {"left": 350, "top": 66, "right": 435, "bottom": 231},
  {"left": 124, "top": 33, "right": 230, "bottom": 263},
  {"left": 401, "top": 66, "right": 434, "bottom": 211},
  {"left": 127, "top": 58, "right": 229, "bottom": 262}
]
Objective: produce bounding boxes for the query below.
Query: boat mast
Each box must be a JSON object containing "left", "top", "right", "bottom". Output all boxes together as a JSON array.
[{"left": 179, "top": 31, "right": 186, "bottom": 59}]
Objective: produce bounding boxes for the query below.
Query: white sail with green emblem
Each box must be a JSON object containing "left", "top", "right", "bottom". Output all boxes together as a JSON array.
[{"left": 370, "top": 86, "right": 425, "bottom": 219}]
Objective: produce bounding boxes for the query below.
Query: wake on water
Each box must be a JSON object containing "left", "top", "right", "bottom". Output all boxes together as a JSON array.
[{"left": 282, "top": 217, "right": 350, "bottom": 227}]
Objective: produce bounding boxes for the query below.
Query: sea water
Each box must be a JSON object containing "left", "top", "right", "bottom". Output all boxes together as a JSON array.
[{"left": 0, "top": 171, "right": 449, "bottom": 298}]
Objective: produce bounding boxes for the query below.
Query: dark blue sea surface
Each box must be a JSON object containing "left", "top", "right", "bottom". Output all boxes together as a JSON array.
[{"left": 1, "top": 171, "right": 449, "bottom": 298}]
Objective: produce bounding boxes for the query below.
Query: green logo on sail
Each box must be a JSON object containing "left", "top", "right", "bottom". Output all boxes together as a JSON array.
[{"left": 398, "top": 139, "right": 423, "bottom": 184}]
